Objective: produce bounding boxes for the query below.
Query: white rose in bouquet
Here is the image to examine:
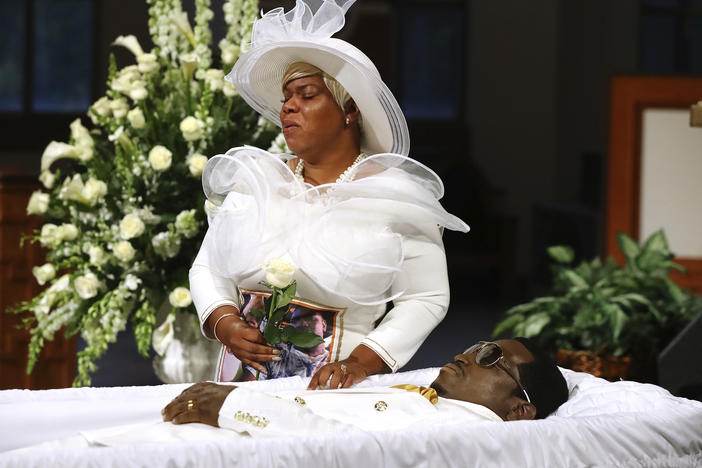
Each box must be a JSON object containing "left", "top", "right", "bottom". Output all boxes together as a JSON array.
[
  {"left": 57, "top": 223, "right": 79, "bottom": 241},
  {"left": 39, "top": 224, "right": 60, "bottom": 247},
  {"left": 127, "top": 108, "right": 145, "bottom": 129},
  {"left": 148, "top": 145, "right": 172, "bottom": 171},
  {"left": 82, "top": 178, "right": 108, "bottom": 204},
  {"left": 129, "top": 81, "right": 148, "bottom": 101},
  {"left": 32, "top": 263, "right": 56, "bottom": 286},
  {"left": 261, "top": 258, "right": 296, "bottom": 288},
  {"left": 88, "top": 245, "right": 109, "bottom": 266},
  {"left": 112, "top": 240, "right": 136, "bottom": 262},
  {"left": 119, "top": 213, "right": 145, "bottom": 239},
  {"left": 27, "top": 191, "right": 49, "bottom": 215},
  {"left": 168, "top": 287, "right": 192, "bottom": 308},
  {"left": 180, "top": 116, "right": 205, "bottom": 141},
  {"left": 187, "top": 153, "right": 208, "bottom": 176},
  {"left": 74, "top": 272, "right": 101, "bottom": 299}
]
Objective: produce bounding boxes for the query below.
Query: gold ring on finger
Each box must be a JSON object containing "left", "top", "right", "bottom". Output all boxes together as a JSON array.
[{"left": 187, "top": 399, "right": 194, "bottom": 411}]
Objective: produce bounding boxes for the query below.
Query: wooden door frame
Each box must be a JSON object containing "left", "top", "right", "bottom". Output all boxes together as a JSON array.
[{"left": 606, "top": 76, "right": 702, "bottom": 293}]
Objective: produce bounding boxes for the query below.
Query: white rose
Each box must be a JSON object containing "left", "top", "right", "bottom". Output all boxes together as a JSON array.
[
  {"left": 152, "top": 313, "right": 175, "bottom": 356},
  {"left": 137, "top": 53, "right": 159, "bottom": 73},
  {"left": 187, "top": 153, "right": 208, "bottom": 176},
  {"left": 222, "top": 81, "right": 237, "bottom": 97},
  {"left": 113, "top": 35, "right": 144, "bottom": 57},
  {"left": 33, "top": 263, "right": 56, "bottom": 285},
  {"left": 74, "top": 272, "right": 101, "bottom": 299},
  {"left": 204, "top": 69, "right": 224, "bottom": 91},
  {"left": 168, "top": 287, "right": 192, "bottom": 308},
  {"left": 82, "top": 178, "right": 107, "bottom": 204},
  {"left": 261, "top": 258, "right": 296, "bottom": 288},
  {"left": 57, "top": 223, "right": 79, "bottom": 241},
  {"left": 27, "top": 191, "right": 49, "bottom": 215},
  {"left": 112, "top": 240, "right": 136, "bottom": 262},
  {"left": 110, "top": 99, "right": 129, "bottom": 119},
  {"left": 119, "top": 213, "right": 145, "bottom": 239},
  {"left": 180, "top": 116, "right": 205, "bottom": 141},
  {"left": 41, "top": 141, "right": 78, "bottom": 172},
  {"left": 127, "top": 108, "right": 145, "bottom": 129},
  {"left": 148, "top": 145, "right": 172, "bottom": 171},
  {"left": 39, "top": 170, "right": 56, "bottom": 189},
  {"left": 88, "top": 245, "right": 108, "bottom": 266},
  {"left": 39, "top": 224, "right": 60, "bottom": 247}
]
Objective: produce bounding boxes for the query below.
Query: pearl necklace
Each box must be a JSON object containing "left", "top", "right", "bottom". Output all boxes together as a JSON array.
[{"left": 294, "top": 153, "right": 366, "bottom": 185}]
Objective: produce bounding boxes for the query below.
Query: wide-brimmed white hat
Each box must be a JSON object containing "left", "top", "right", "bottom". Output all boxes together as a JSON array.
[{"left": 227, "top": 0, "right": 410, "bottom": 156}]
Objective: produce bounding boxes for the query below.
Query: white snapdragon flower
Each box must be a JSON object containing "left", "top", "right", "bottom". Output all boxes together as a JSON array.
[
  {"left": 152, "top": 232, "right": 181, "bottom": 258},
  {"left": 41, "top": 141, "right": 78, "bottom": 172},
  {"left": 180, "top": 116, "right": 205, "bottom": 141},
  {"left": 39, "top": 170, "right": 56, "bottom": 189},
  {"left": 57, "top": 223, "right": 79, "bottom": 241},
  {"left": 74, "top": 272, "right": 101, "bottom": 299},
  {"left": 91, "top": 96, "right": 112, "bottom": 120},
  {"left": 111, "top": 66, "right": 140, "bottom": 94},
  {"left": 88, "top": 245, "right": 109, "bottom": 266},
  {"left": 59, "top": 174, "right": 106, "bottom": 205},
  {"left": 124, "top": 273, "right": 140, "bottom": 291},
  {"left": 127, "top": 108, "right": 145, "bottom": 129},
  {"left": 39, "top": 224, "right": 60, "bottom": 247},
  {"left": 148, "top": 145, "right": 172, "bottom": 171},
  {"left": 113, "top": 35, "right": 144, "bottom": 57},
  {"left": 129, "top": 81, "right": 148, "bottom": 101},
  {"left": 222, "top": 81, "right": 237, "bottom": 97},
  {"left": 204, "top": 69, "right": 224, "bottom": 91},
  {"left": 268, "top": 133, "right": 290, "bottom": 154},
  {"left": 119, "top": 213, "right": 145, "bottom": 239},
  {"left": 187, "top": 153, "right": 208, "bottom": 176},
  {"left": 169, "top": 287, "right": 192, "bottom": 308},
  {"left": 137, "top": 53, "right": 159, "bottom": 73},
  {"left": 152, "top": 313, "right": 175, "bottom": 356},
  {"left": 112, "top": 240, "right": 136, "bottom": 262},
  {"left": 27, "top": 191, "right": 49, "bottom": 215},
  {"left": 175, "top": 209, "right": 198, "bottom": 238},
  {"left": 32, "top": 263, "right": 56, "bottom": 285},
  {"left": 261, "top": 258, "right": 296, "bottom": 288},
  {"left": 108, "top": 126, "right": 134, "bottom": 152},
  {"left": 109, "top": 99, "right": 129, "bottom": 119}
]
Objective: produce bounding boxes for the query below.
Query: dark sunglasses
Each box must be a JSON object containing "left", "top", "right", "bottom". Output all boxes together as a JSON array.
[{"left": 464, "top": 341, "right": 531, "bottom": 404}]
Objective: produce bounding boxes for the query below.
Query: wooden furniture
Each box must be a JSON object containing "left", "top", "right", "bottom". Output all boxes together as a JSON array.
[
  {"left": 606, "top": 76, "right": 702, "bottom": 294},
  {"left": 0, "top": 172, "right": 76, "bottom": 389}
]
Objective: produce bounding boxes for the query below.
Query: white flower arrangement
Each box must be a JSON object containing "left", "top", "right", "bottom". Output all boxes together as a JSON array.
[{"left": 12, "top": 0, "right": 277, "bottom": 387}]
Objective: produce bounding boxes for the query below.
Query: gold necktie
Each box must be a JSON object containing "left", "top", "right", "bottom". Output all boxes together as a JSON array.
[{"left": 392, "top": 384, "right": 439, "bottom": 404}]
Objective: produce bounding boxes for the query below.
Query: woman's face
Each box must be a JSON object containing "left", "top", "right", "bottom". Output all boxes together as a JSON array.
[{"left": 280, "top": 75, "right": 346, "bottom": 157}]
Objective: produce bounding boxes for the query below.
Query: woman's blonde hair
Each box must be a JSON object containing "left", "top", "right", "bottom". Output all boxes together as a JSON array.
[{"left": 282, "top": 62, "right": 362, "bottom": 129}]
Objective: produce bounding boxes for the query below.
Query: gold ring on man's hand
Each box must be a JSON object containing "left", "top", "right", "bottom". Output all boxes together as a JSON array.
[
  {"left": 187, "top": 399, "right": 194, "bottom": 411},
  {"left": 340, "top": 364, "right": 347, "bottom": 374}
]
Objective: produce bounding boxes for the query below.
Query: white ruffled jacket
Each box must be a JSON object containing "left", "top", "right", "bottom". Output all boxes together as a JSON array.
[{"left": 189, "top": 147, "right": 469, "bottom": 372}]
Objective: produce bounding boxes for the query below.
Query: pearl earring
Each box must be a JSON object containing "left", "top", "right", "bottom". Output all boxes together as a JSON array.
[{"left": 345, "top": 117, "right": 350, "bottom": 126}]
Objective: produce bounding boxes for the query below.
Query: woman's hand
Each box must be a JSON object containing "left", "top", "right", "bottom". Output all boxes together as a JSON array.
[
  {"left": 307, "top": 344, "right": 389, "bottom": 390},
  {"left": 162, "top": 382, "right": 236, "bottom": 426},
  {"left": 207, "top": 306, "right": 280, "bottom": 374}
]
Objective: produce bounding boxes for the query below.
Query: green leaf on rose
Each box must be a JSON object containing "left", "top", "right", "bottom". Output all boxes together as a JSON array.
[
  {"left": 286, "top": 330, "right": 324, "bottom": 348},
  {"left": 263, "top": 324, "right": 283, "bottom": 345}
]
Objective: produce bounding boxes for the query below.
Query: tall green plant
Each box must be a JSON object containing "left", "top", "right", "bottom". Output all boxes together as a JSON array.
[
  {"left": 492, "top": 230, "right": 702, "bottom": 362},
  {"left": 13, "top": 0, "right": 284, "bottom": 386}
]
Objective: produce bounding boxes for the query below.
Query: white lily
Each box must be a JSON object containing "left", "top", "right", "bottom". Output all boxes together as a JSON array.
[
  {"left": 41, "top": 141, "right": 78, "bottom": 172},
  {"left": 152, "top": 313, "right": 176, "bottom": 357},
  {"left": 112, "top": 35, "right": 144, "bottom": 57},
  {"left": 170, "top": 11, "right": 196, "bottom": 45}
]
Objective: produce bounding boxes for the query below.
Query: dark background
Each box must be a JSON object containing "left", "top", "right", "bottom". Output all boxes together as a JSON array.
[{"left": 1, "top": 0, "right": 701, "bottom": 381}]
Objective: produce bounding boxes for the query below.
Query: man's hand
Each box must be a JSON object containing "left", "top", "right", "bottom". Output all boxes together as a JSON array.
[
  {"left": 207, "top": 306, "right": 280, "bottom": 374},
  {"left": 162, "top": 382, "right": 237, "bottom": 427},
  {"left": 307, "top": 344, "right": 389, "bottom": 390}
]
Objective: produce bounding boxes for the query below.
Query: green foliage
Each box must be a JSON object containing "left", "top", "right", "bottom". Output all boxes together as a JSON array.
[{"left": 492, "top": 230, "right": 702, "bottom": 361}]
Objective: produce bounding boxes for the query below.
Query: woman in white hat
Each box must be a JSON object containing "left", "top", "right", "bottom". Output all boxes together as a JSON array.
[{"left": 189, "top": 0, "right": 470, "bottom": 388}]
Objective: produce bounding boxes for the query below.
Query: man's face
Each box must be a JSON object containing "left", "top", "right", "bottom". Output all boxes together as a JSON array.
[
  {"left": 292, "top": 312, "right": 327, "bottom": 337},
  {"left": 279, "top": 75, "right": 346, "bottom": 156},
  {"left": 430, "top": 339, "right": 533, "bottom": 419}
]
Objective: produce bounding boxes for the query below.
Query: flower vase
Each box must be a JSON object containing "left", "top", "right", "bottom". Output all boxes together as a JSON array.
[{"left": 152, "top": 311, "right": 221, "bottom": 384}]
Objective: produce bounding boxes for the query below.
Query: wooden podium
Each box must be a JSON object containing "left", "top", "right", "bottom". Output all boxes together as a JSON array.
[{"left": 0, "top": 172, "right": 76, "bottom": 389}]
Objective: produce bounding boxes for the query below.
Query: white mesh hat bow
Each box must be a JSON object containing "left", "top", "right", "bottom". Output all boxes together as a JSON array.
[{"left": 227, "top": 0, "right": 410, "bottom": 156}]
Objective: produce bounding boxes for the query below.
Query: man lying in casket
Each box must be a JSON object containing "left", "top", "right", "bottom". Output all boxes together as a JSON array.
[{"left": 162, "top": 338, "right": 569, "bottom": 435}]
